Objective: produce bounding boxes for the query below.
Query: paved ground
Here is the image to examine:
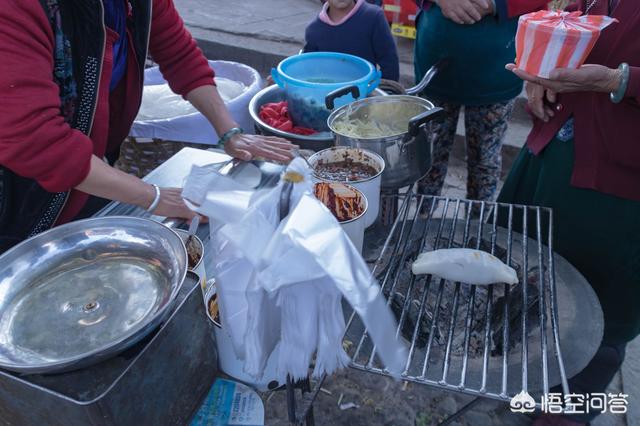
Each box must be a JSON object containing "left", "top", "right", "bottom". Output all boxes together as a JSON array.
[{"left": 172, "top": 1, "right": 640, "bottom": 424}]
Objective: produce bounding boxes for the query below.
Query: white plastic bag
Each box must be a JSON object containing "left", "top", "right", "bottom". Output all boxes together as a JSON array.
[
  {"left": 183, "top": 158, "right": 407, "bottom": 382},
  {"left": 131, "top": 60, "right": 263, "bottom": 145}
]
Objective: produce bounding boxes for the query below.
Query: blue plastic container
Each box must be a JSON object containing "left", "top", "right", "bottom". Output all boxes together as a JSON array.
[{"left": 271, "top": 52, "right": 381, "bottom": 131}]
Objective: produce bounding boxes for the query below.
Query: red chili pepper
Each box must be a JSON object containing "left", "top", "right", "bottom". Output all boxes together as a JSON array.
[{"left": 259, "top": 102, "right": 317, "bottom": 135}]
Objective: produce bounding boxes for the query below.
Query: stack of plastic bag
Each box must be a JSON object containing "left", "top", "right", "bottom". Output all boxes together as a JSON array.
[{"left": 182, "top": 158, "right": 407, "bottom": 383}]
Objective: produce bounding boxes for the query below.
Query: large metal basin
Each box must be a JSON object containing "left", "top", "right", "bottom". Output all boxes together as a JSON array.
[
  {"left": 0, "top": 216, "right": 187, "bottom": 374},
  {"left": 249, "top": 84, "right": 335, "bottom": 151},
  {"left": 249, "top": 84, "right": 387, "bottom": 152}
]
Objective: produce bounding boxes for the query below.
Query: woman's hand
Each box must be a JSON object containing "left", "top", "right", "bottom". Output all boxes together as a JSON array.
[
  {"left": 152, "top": 187, "right": 198, "bottom": 220},
  {"left": 76, "top": 157, "right": 198, "bottom": 221},
  {"left": 436, "top": 0, "right": 492, "bottom": 25},
  {"left": 506, "top": 63, "right": 623, "bottom": 94},
  {"left": 185, "top": 86, "right": 297, "bottom": 162},
  {"left": 224, "top": 134, "right": 296, "bottom": 162},
  {"left": 525, "top": 82, "right": 558, "bottom": 122}
]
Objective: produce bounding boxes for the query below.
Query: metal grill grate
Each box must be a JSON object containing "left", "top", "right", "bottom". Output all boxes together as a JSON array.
[{"left": 344, "top": 192, "right": 570, "bottom": 406}]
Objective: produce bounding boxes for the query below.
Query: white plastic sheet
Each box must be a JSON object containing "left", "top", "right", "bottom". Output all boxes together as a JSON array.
[
  {"left": 184, "top": 159, "right": 407, "bottom": 381},
  {"left": 130, "top": 60, "right": 263, "bottom": 145}
]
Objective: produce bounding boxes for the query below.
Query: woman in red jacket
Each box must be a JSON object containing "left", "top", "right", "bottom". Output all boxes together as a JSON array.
[
  {"left": 0, "top": 0, "right": 294, "bottom": 252},
  {"left": 501, "top": 1, "right": 639, "bottom": 424}
]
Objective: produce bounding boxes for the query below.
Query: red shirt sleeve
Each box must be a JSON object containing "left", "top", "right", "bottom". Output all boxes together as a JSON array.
[
  {"left": 149, "top": 0, "right": 215, "bottom": 97},
  {"left": 0, "top": 1, "right": 93, "bottom": 192}
]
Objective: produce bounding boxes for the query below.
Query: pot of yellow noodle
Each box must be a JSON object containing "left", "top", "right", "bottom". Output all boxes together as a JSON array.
[{"left": 327, "top": 95, "right": 444, "bottom": 189}]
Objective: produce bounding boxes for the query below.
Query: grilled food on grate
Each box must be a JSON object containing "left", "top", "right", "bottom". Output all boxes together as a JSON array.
[{"left": 412, "top": 248, "right": 519, "bottom": 285}]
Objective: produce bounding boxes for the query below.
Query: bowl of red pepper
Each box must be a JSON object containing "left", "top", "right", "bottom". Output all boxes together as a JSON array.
[{"left": 249, "top": 84, "right": 336, "bottom": 151}]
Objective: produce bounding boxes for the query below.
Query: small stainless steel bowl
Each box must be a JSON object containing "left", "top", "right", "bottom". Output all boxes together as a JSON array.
[{"left": 0, "top": 216, "right": 187, "bottom": 374}]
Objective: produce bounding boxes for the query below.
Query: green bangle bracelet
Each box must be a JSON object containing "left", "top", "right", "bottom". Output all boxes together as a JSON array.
[
  {"left": 610, "top": 63, "right": 630, "bottom": 104},
  {"left": 218, "top": 127, "right": 243, "bottom": 147}
]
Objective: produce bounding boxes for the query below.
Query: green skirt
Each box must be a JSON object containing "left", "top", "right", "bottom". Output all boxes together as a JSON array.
[{"left": 498, "top": 137, "right": 640, "bottom": 345}]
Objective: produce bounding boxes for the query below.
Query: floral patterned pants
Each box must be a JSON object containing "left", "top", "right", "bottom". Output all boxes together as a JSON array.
[{"left": 418, "top": 99, "right": 516, "bottom": 202}]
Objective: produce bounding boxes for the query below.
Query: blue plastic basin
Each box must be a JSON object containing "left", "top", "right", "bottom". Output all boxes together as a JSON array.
[{"left": 271, "top": 52, "right": 381, "bottom": 131}]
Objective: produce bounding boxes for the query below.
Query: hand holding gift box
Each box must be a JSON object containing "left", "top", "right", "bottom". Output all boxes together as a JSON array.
[{"left": 515, "top": 10, "right": 617, "bottom": 78}]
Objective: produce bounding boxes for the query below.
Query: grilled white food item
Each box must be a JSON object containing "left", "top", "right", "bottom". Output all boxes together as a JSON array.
[{"left": 411, "top": 248, "right": 519, "bottom": 285}]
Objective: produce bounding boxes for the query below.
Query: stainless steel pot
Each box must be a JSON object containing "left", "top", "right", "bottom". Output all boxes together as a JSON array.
[
  {"left": 174, "top": 229, "right": 206, "bottom": 286},
  {"left": 314, "top": 182, "right": 368, "bottom": 253},
  {"left": 203, "top": 281, "right": 280, "bottom": 391},
  {"left": 308, "top": 147, "right": 384, "bottom": 228},
  {"left": 327, "top": 95, "right": 444, "bottom": 189}
]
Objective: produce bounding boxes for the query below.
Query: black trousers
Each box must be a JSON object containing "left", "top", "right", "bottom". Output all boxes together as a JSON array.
[{"left": 551, "top": 343, "right": 626, "bottom": 423}]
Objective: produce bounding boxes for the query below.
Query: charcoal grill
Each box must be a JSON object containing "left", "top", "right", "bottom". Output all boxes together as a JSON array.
[
  {"left": 345, "top": 190, "right": 604, "bottom": 423},
  {"left": 37, "top": 149, "right": 601, "bottom": 425}
]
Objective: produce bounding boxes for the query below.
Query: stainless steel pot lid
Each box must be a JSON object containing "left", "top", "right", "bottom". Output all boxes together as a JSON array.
[
  {"left": 328, "top": 95, "right": 436, "bottom": 139},
  {"left": 0, "top": 217, "right": 187, "bottom": 374}
]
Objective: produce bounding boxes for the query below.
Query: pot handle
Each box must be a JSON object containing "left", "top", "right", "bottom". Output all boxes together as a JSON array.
[
  {"left": 325, "top": 85, "right": 361, "bottom": 110},
  {"left": 407, "top": 107, "right": 445, "bottom": 137},
  {"left": 405, "top": 58, "right": 450, "bottom": 96}
]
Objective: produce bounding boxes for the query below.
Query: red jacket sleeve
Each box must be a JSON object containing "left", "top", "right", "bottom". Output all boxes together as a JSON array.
[
  {"left": 0, "top": 1, "right": 93, "bottom": 192},
  {"left": 149, "top": 0, "right": 215, "bottom": 97}
]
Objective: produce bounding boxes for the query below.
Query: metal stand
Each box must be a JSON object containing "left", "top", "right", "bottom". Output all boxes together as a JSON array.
[
  {"left": 438, "top": 396, "right": 483, "bottom": 426},
  {"left": 284, "top": 374, "right": 326, "bottom": 426}
]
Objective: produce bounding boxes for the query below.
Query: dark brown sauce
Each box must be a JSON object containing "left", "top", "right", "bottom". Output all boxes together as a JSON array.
[{"left": 315, "top": 159, "right": 378, "bottom": 182}]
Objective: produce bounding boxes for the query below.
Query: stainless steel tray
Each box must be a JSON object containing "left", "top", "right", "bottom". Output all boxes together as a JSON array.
[
  {"left": 0, "top": 216, "right": 187, "bottom": 374},
  {"left": 0, "top": 272, "right": 218, "bottom": 426}
]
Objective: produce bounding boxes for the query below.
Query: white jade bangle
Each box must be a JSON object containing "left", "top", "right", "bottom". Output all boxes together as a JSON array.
[
  {"left": 610, "top": 63, "right": 629, "bottom": 104},
  {"left": 146, "top": 184, "right": 161, "bottom": 213}
]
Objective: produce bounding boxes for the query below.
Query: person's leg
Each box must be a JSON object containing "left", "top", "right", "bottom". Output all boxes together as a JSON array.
[
  {"left": 564, "top": 343, "right": 626, "bottom": 398},
  {"left": 498, "top": 136, "right": 639, "bottom": 424},
  {"left": 464, "top": 99, "right": 516, "bottom": 202},
  {"left": 535, "top": 343, "right": 626, "bottom": 425},
  {"left": 417, "top": 100, "right": 460, "bottom": 196}
]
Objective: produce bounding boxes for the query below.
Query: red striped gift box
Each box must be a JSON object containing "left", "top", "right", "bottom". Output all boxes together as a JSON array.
[{"left": 515, "top": 10, "right": 617, "bottom": 78}]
